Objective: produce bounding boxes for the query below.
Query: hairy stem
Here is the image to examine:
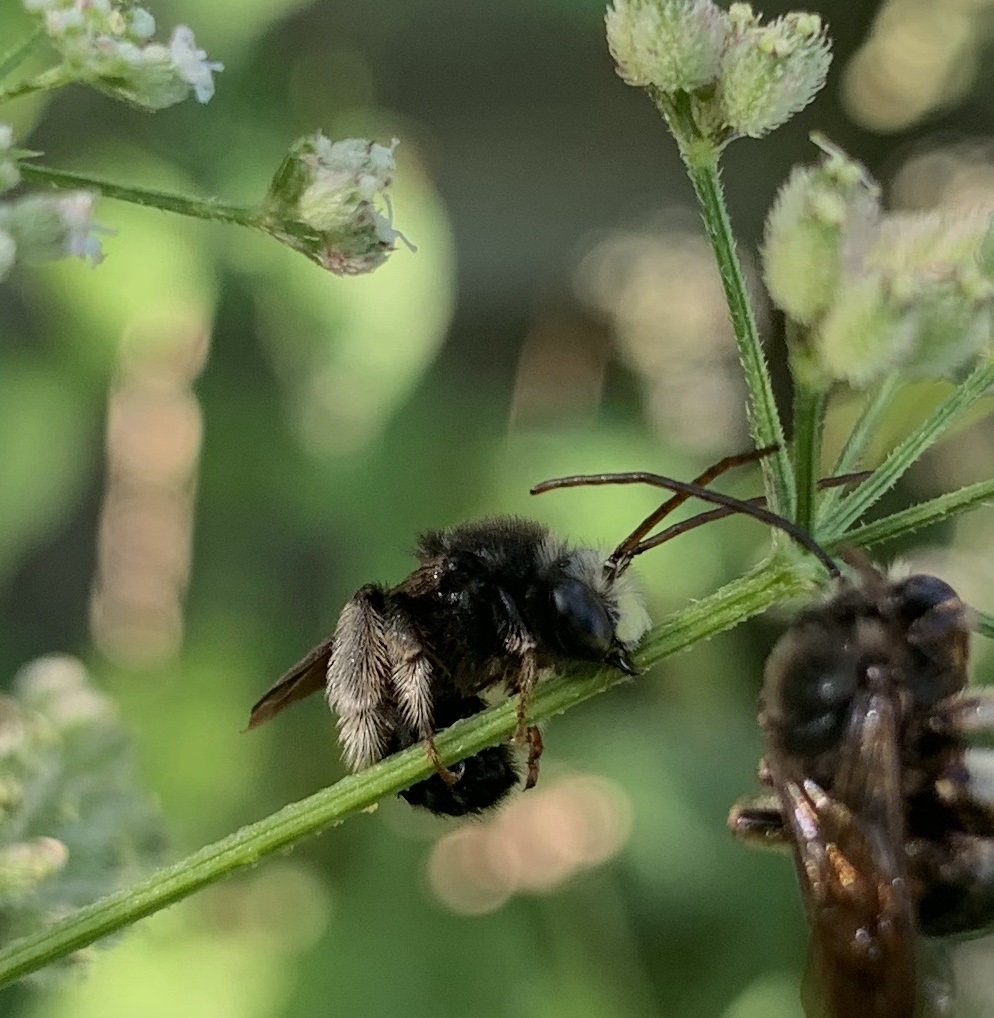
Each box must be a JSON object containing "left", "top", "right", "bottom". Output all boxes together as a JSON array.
[
  {"left": 682, "top": 150, "right": 793, "bottom": 517},
  {"left": 818, "top": 377, "right": 900, "bottom": 526},
  {"left": 826, "top": 478, "right": 994, "bottom": 550},
  {"left": 824, "top": 360, "right": 994, "bottom": 535},
  {"left": 792, "top": 380, "right": 827, "bottom": 533},
  {"left": 0, "top": 64, "right": 75, "bottom": 105},
  {"left": 19, "top": 163, "right": 261, "bottom": 228},
  {"left": 0, "top": 28, "right": 44, "bottom": 82},
  {"left": 0, "top": 559, "right": 805, "bottom": 989}
]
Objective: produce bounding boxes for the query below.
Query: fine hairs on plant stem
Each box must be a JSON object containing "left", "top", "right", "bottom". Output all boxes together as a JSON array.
[{"left": 4, "top": 0, "right": 994, "bottom": 995}]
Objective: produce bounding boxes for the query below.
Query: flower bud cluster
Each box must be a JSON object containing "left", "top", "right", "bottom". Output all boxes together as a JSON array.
[
  {"left": 0, "top": 656, "right": 163, "bottom": 971},
  {"left": 764, "top": 141, "right": 994, "bottom": 387},
  {"left": 0, "top": 188, "right": 107, "bottom": 282},
  {"left": 262, "top": 134, "right": 409, "bottom": 276},
  {"left": 605, "top": 0, "right": 831, "bottom": 144},
  {"left": 21, "top": 0, "right": 222, "bottom": 110}
]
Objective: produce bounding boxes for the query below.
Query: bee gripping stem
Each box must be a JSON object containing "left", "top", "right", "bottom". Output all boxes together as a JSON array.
[{"left": 0, "top": 560, "right": 804, "bottom": 988}]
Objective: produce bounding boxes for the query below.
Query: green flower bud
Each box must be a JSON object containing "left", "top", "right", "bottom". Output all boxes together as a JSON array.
[
  {"left": 812, "top": 273, "right": 917, "bottom": 387},
  {"left": 605, "top": 0, "right": 729, "bottom": 92},
  {"left": 717, "top": 7, "right": 832, "bottom": 138},
  {"left": 262, "top": 133, "right": 410, "bottom": 276},
  {"left": 763, "top": 142, "right": 879, "bottom": 326}
]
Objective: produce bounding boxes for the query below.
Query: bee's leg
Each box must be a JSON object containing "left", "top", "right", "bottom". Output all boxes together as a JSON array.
[
  {"left": 727, "top": 794, "right": 791, "bottom": 851},
  {"left": 933, "top": 747, "right": 994, "bottom": 829},
  {"left": 386, "top": 608, "right": 460, "bottom": 785},
  {"left": 524, "top": 725, "right": 543, "bottom": 791},
  {"left": 326, "top": 585, "right": 394, "bottom": 771},
  {"left": 929, "top": 688, "right": 994, "bottom": 737},
  {"left": 422, "top": 735, "right": 460, "bottom": 786}
]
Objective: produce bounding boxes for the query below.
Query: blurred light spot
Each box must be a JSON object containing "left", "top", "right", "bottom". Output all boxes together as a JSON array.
[
  {"left": 509, "top": 309, "right": 609, "bottom": 429},
  {"left": 206, "top": 862, "right": 331, "bottom": 952},
  {"left": 842, "top": 0, "right": 994, "bottom": 133},
  {"left": 891, "top": 139, "right": 994, "bottom": 212},
  {"left": 89, "top": 314, "right": 209, "bottom": 669},
  {"left": 573, "top": 216, "right": 750, "bottom": 453},
  {"left": 427, "top": 774, "right": 633, "bottom": 915}
]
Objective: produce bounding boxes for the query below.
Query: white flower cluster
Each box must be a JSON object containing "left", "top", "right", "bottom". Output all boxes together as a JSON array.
[
  {"left": 21, "top": 0, "right": 222, "bottom": 110},
  {"left": 606, "top": 0, "right": 831, "bottom": 142},
  {"left": 263, "top": 134, "right": 409, "bottom": 276},
  {"left": 764, "top": 140, "right": 994, "bottom": 387},
  {"left": 0, "top": 127, "right": 107, "bottom": 282}
]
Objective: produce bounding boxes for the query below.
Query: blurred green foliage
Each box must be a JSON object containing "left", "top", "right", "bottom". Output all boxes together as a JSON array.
[{"left": 2, "top": 0, "right": 994, "bottom": 1015}]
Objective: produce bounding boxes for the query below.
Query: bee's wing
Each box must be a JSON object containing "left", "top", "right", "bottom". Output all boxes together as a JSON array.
[
  {"left": 246, "top": 638, "right": 335, "bottom": 730},
  {"left": 770, "top": 685, "right": 917, "bottom": 1018}
]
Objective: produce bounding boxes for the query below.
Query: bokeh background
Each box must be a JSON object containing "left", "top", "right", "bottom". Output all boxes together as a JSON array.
[{"left": 3, "top": 0, "right": 994, "bottom": 1015}]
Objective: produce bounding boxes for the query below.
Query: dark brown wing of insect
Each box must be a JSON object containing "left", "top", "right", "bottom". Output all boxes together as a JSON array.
[
  {"left": 247, "top": 638, "right": 335, "bottom": 729},
  {"left": 246, "top": 560, "right": 447, "bottom": 730},
  {"left": 771, "top": 680, "right": 918, "bottom": 1018}
]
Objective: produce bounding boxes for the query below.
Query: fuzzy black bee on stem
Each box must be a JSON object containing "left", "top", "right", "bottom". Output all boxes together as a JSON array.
[
  {"left": 730, "top": 549, "right": 994, "bottom": 1018},
  {"left": 249, "top": 446, "right": 840, "bottom": 817}
]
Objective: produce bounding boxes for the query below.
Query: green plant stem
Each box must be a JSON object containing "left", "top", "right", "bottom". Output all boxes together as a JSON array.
[
  {"left": 0, "top": 28, "right": 44, "bottom": 82},
  {"left": 792, "top": 380, "right": 827, "bottom": 533},
  {"left": 19, "top": 163, "right": 261, "bottom": 228},
  {"left": 818, "top": 377, "right": 900, "bottom": 526},
  {"left": 824, "top": 360, "right": 994, "bottom": 535},
  {"left": 0, "top": 558, "right": 805, "bottom": 989},
  {"left": 0, "top": 64, "right": 75, "bottom": 105},
  {"left": 682, "top": 149, "right": 793, "bottom": 517},
  {"left": 825, "top": 478, "right": 994, "bottom": 550},
  {"left": 975, "top": 611, "right": 994, "bottom": 640}
]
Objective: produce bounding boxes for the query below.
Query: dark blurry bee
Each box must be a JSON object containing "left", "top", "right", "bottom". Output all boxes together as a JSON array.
[
  {"left": 730, "top": 550, "right": 994, "bottom": 1017},
  {"left": 250, "top": 446, "right": 840, "bottom": 818}
]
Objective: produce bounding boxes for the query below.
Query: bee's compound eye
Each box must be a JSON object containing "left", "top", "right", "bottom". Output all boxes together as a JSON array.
[
  {"left": 893, "top": 575, "right": 960, "bottom": 621},
  {"left": 551, "top": 578, "right": 614, "bottom": 658}
]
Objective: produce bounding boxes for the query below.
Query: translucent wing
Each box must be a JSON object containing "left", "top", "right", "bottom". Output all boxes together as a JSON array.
[
  {"left": 770, "top": 682, "right": 917, "bottom": 1018},
  {"left": 246, "top": 637, "right": 334, "bottom": 729}
]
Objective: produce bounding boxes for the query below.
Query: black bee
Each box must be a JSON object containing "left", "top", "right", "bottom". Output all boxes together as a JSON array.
[
  {"left": 249, "top": 447, "right": 837, "bottom": 818},
  {"left": 730, "top": 550, "right": 994, "bottom": 1018}
]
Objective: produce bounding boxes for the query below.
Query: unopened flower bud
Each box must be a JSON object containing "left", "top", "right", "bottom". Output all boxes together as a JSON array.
[
  {"left": 812, "top": 273, "right": 916, "bottom": 387},
  {"left": 262, "top": 134, "right": 410, "bottom": 276},
  {"left": 763, "top": 142, "right": 879, "bottom": 326},
  {"left": 605, "top": 0, "right": 728, "bottom": 92},
  {"left": 717, "top": 7, "right": 831, "bottom": 138}
]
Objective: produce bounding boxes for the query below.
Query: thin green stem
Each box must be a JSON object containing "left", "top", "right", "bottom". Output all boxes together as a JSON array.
[
  {"left": 0, "top": 559, "right": 805, "bottom": 989},
  {"left": 792, "top": 379, "right": 827, "bottom": 533},
  {"left": 975, "top": 611, "right": 994, "bottom": 641},
  {"left": 682, "top": 150, "right": 793, "bottom": 517},
  {"left": 0, "top": 28, "right": 44, "bottom": 82},
  {"left": 823, "top": 360, "right": 994, "bottom": 536},
  {"left": 19, "top": 163, "right": 261, "bottom": 228},
  {"left": 824, "top": 478, "right": 994, "bottom": 550},
  {"left": 0, "top": 64, "right": 75, "bottom": 105},
  {"left": 817, "top": 377, "right": 901, "bottom": 526}
]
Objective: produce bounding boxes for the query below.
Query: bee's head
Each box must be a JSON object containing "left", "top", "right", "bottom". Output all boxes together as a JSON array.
[{"left": 536, "top": 546, "right": 650, "bottom": 673}]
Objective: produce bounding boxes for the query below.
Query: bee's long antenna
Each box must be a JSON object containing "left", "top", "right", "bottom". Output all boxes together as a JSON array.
[
  {"left": 530, "top": 469, "right": 840, "bottom": 578},
  {"left": 627, "top": 471, "right": 870, "bottom": 558},
  {"left": 602, "top": 445, "right": 778, "bottom": 572}
]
